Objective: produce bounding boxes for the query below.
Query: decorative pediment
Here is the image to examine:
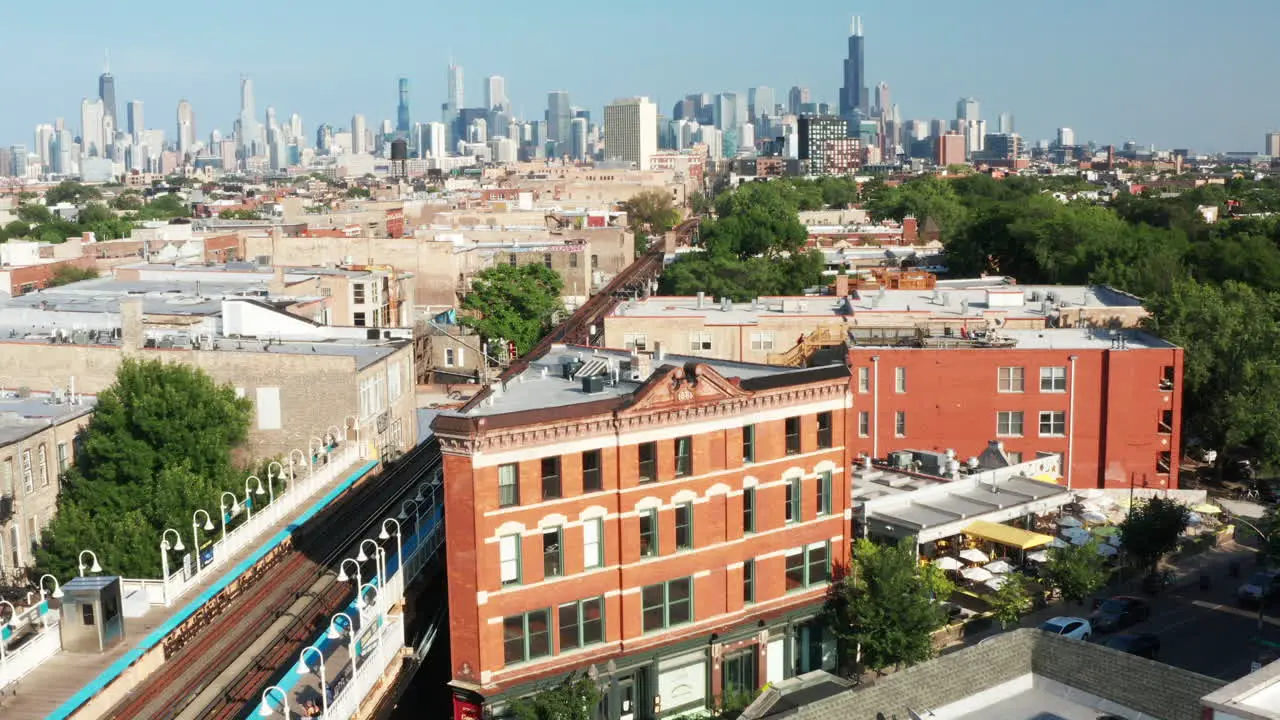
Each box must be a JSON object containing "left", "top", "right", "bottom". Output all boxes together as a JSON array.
[{"left": 622, "top": 363, "right": 748, "bottom": 414}]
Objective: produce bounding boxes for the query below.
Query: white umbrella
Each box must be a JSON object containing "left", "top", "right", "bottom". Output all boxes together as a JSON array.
[
  {"left": 959, "top": 548, "right": 990, "bottom": 564},
  {"left": 934, "top": 556, "right": 963, "bottom": 570},
  {"left": 984, "top": 560, "right": 1015, "bottom": 574},
  {"left": 984, "top": 575, "right": 1009, "bottom": 590},
  {"left": 1096, "top": 543, "right": 1118, "bottom": 557},
  {"left": 1056, "top": 516, "right": 1083, "bottom": 528},
  {"left": 1080, "top": 502, "right": 1105, "bottom": 514},
  {"left": 1027, "top": 550, "right": 1049, "bottom": 563},
  {"left": 1081, "top": 510, "right": 1108, "bottom": 524},
  {"left": 960, "top": 567, "right": 994, "bottom": 582},
  {"left": 1187, "top": 512, "right": 1203, "bottom": 526}
]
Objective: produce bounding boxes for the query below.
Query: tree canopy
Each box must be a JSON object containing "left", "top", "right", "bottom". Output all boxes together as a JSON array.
[
  {"left": 44, "top": 180, "right": 102, "bottom": 206},
  {"left": 36, "top": 359, "right": 253, "bottom": 579},
  {"left": 822, "top": 538, "right": 949, "bottom": 674},
  {"left": 621, "top": 189, "right": 681, "bottom": 236},
  {"left": 1042, "top": 539, "right": 1110, "bottom": 606},
  {"left": 1119, "top": 497, "right": 1191, "bottom": 573},
  {"left": 988, "top": 572, "right": 1033, "bottom": 629},
  {"left": 461, "top": 263, "right": 565, "bottom": 356},
  {"left": 508, "top": 673, "right": 601, "bottom": 720}
]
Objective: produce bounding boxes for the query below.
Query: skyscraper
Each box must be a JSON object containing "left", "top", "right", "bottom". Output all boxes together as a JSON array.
[
  {"left": 99, "top": 53, "right": 118, "bottom": 133},
  {"left": 788, "top": 86, "right": 811, "bottom": 116},
  {"left": 839, "top": 16, "right": 868, "bottom": 119},
  {"left": 34, "top": 124, "right": 55, "bottom": 168},
  {"left": 352, "top": 114, "right": 368, "bottom": 154},
  {"left": 748, "top": 86, "right": 775, "bottom": 121},
  {"left": 1267, "top": 132, "right": 1280, "bottom": 157},
  {"left": 1056, "top": 127, "right": 1076, "bottom": 147},
  {"left": 713, "top": 92, "right": 745, "bottom": 133},
  {"left": 80, "top": 98, "right": 105, "bottom": 157},
  {"left": 238, "top": 76, "right": 264, "bottom": 157},
  {"left": 397, "top": 78, "right": 411, "bottom": 134},
  {"left": 546, "top": 90, "right": 572, "bottom": 153},
  {"left": 956, "top": 97, "right": 981, "bottom": 156},
  {"left": 570, "top": 117, "right": 588, "bottom": 161},
  {"left": 447, "top": 63, "right": 464, "bottom": 110},
  {"left": 873, "top": 82, "right": 890, "bottom": 118},
  {"left": 177, "top": 100, "right": 195, "bottom": 157},
  {"left": 997, "top": 112, "right": 1014, "bottom": 135},
  {"left": 603, "top": 97, "right": 657, "bottom": 170},
  {"left": 127, "top": 100, "right": 144, "bottom": 144},
  {"left": 443, "top": 62, "right": 463, "bottom": 149},
  {"left": 485, "top": 75, "right": 507, "bottom": 111}
]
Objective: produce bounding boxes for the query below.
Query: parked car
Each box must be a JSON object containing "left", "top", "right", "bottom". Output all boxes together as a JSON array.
[
  {"left": 1038, "top": 616, "right": 1092, "bottom": 641},
  {"left": 1102, "top": 633, "right": 1161, "bottom": 659},
  {"left": 1090, "top": 596, "right": 1150, "bottom": 632},
  {"left": 1237, "top": 570, "right": 1280, "bottom": 606}
]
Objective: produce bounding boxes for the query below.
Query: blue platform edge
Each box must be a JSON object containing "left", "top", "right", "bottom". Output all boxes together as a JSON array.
[{"left": 46, "top": 459, "right": 379, "bottom": 720}]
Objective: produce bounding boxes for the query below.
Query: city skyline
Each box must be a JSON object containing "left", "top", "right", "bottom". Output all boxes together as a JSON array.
[{"left": 3, "top": 0, "right": 1278, "bottom": 153}]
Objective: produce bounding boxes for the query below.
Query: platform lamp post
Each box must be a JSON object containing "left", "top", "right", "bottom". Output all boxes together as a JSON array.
[
  {"left": 160, "top": 529, "right": 185, "bottom": 607},
  {"left": 37, "top": 575, "right": 62, "bottom": 630},
  {"left": 327, "top": 611, "right": 359, "bottom": 676},
  {"left": 399, "top": 498, "right": 421, "bottom": 531},
  {"left": 337, "top": 557, "right": 362, "bottom": 590},
  {"left": 310, "top": 436, "right": 327, "bottom": 473},
  {"left": 0, "top": 599, "right": 16, "bottom": 664},
  {"left": 297, "top": 645, "right": 329, "bottom": 717},
  {"left": 344, "top": 415, "right": 361, "bottom": 459},
  {"left": 379, "top": 518, "right": 403, "bottom": 583},
  {"left": 192, "top": 509, "right": 215, "bottom": 572},
  {"left": 358, "top": 539, "right": 387, "bottom": 586},
  {"left": 357, "top": 582, "right": 382, "bottom": 626},
  {"left": 219, "top": 492, "right": 241, "bottom": 544},
  {"left": 245, "top": 475, "right": 266, "bottom": 521},
  {"left": 266, "top": 461, "right": 284, "bottom": 505},
  {"left": 288, "top": 448, "right": 307, "bottom": 487},
  {"left": 327, "top": 424, "right": 342, "bottom": 451},
  {"left": 257, "top": 685, "right": 290, "bottom": 718},
  {"left": 77, "top": 549, "right": 102, "bottom": 577}
]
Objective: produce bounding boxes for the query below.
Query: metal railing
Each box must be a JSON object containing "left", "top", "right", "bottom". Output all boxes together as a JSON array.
[
  {"left": 0, "top": 603, "right": 61, "bottom": 691},
  {"left": 324, "top": 615, "right": 405, "bottom": 720}
]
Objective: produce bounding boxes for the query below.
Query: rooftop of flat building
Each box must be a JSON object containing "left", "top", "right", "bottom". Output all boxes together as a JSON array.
[
  {"left": 0, "top": 277, "right": 307, "bottom": 317},
  {"left": 0, "top": 391, "right": 96, "bottom": 446},
  {"left": 454, "top": 343, "right": 848, "bottom": 419},
  {"left": 1202, "top": 655, "right": 1280, "bottom": 719}
]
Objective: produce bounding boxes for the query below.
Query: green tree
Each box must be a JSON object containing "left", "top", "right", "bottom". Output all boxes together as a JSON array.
[
  {"left": 823, "top": 538, "right": 949, "bottom": 675},
  {"left": 219, "top": 208, "right": 263, "bottom": 220},
  {"left": 621, "top": 189, "right": 681, "bottom": 236},
  {"left": 134, "top": 193, "right": 191, "bottom": 221},
  {"left": 1119, "top": 496, "right": 1191, "bottom": 574},
  {"left": 1042, "top": 540, "right": 1110, "bottom": 606},
  {"left": 44, "top": 180, "right": 102, "bottom": 206},
  {"left": 36, "top": 359, "right": 253, "bottom": 579},
  {"left": 508, "top": 673, "right": 601, "bottom": 720},
  {"left": 46, "top": 264, "right": 100, "bottom": 287},
  {"left": 461, "top": 264, "right": 565, "bottom": 355},
  {"left": 345, "top": 186, "right": 372, "bottom": 199},
  {"left": 111, "top": 192, "right": 145, "bottom": 211},
  {"left": 688, "top": 191, "right": 711, "bottom": 216},
  {"left": 988, "top": 572, "right": 1033, "bottom": 629}
]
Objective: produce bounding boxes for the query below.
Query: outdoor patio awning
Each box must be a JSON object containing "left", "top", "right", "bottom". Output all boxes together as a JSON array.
[{"left": 964, "top": 520, "right": 1055, "bottom": 550}]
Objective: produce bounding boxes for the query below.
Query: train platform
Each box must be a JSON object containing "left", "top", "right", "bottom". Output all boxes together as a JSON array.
[{"left": 0, "top": 450, "right": 375, "bottom": 720}]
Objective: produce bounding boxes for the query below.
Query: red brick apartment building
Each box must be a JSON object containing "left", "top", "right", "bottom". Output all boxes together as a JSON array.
[
  {"left": 433, "top": 346, "right": 853, "bottom": 719},
  {"left": 847, "top": 327, "right": 1184, "bottom": 490}
]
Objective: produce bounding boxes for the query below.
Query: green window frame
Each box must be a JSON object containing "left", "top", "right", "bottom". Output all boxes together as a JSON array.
[
  {"left": 499, "top": 533, "right": 521, "bottom": 586},
  {"left": 558, "top": 596, "right": 605, "bottom": 651},
  {"left": 743, "top": 558, "right": 756, "bottom": 604},
  {"left": 743, "top": 487, "right": 756, "bottom": 534},
  {"left": 675, "top": 502, "right": 693, "bottom": 550},
  {"left": 675, "top": 436, "right": 693, "bottom": 477},
  {"left": 502, "top": 608, "right": 551, "bottom": 665},
  {"left": 639, "top": 509, "right": 658, "bottom": 558},
  {"left": 785, "top": 477, "right": 801, "bottom": 524},
  {"left": 638, "top": 442, "right": 657, "bottom": 483},
  {"left": 743, "top": 424, "right": 756, "bottom": 464},
  {"left": 583, "top": 518, "right": 603, "bottom": 569},
  {"left": 543, "top": 527, "right": 563, "bottom": 578},
  {"left": 641, "top": 577, "right": 693, "bottom": 633},
  {"left": 785, "top": 542, "right": 831, "bottom": 593},
  {"left": 816, "top": 471, "right": 832, "bottom": 517}
]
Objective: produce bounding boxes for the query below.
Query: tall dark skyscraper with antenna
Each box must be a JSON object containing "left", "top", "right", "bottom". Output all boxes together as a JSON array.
[
  {"left": 99, "top": 51, "right": 117, "bottom": 130},
  {"left": 839, "top": 16, "right": 868, "bottom": 120},
  {"left": 396, "top": 78, "right": 411, "bottom": 135}
]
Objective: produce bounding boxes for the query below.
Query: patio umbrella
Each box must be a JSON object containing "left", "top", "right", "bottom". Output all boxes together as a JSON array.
[
  {"left": 984, "top": 575, "right": 1010, "bottom": 590},
  {"left": 1048, "top": 537, "right": 1070, "bottom": 549},
  {"left": 1081, "top": 510, "right": 1108, "bottom": 524},
  {"left": 1027, "top": 550, "right": 1049, "bottom": 563},
  {"left": 959, "top": 548, "right": 990, "bottom": 564},
  {"left": 1187, "top": 512, "right": 1203, "bottom": 526},
  {"left": 1191, "top": 503, "right": 1222, "bottom": 515},
  {"left": 1056, "top": 516, "right": 1083, "bottom": 528},
  {"left": 1080, "top": 502, "right": 1106, "bottom": 514},
  {"left": 1065, "top": 528, "right": 1092, "bottom": 545},
  {"left": 934, "top": 556, "right": 963, "bottom": 571},
  {"left": 960, "top": 567, "right": 994, "bottom": 583},
  {"left": 1108, "top": 534, "right": 1122, "bottom": 547},
  {"left": 1096, "top": 543, "right": 1119, "bottom": 557},
  {"left": 984, "top": 560, "right": 1014, "bottom": 574}
]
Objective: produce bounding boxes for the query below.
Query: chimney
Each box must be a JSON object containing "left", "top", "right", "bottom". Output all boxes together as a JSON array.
[
  {"left": 653, "top": 341, "right": 665, "bottom": 363},
  {"left": 119, "top": 297, "right": 144, "bottom": 353},
  {"left": 902, "top": 216, "right": 918, "bottom": 244},
  {"left": 632, "top": 351, "right": 652, "bottom": 380},
  {"left": 835, "top": 275, "right": 850, "bottom": 299},
  {"left": 720, "top": 296, "right": 732, "bottom": 312},
  {"left": 696, "top": 291, "right": 705, "bottom": 309}
]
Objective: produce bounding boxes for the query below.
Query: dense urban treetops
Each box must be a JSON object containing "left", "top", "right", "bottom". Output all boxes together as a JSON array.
[
  {"left": 620, "top": 189, "right": 681, "bottom": 237},
  {"left": 3, "top": 186, "right": 190, "bottom": 244},
  {"left": 1041, "top": 539, "right": 1110, "bottom": 606},
  {"left": 36, "top": 359, "right": 254, "bottom": 579},
  {"left": 461, "top": 263, "right": 565, "bottom": 356},
  {"left": 867, "top": 173, "right": 1280, "bottom": 473},
  {"left": 1118, "top": 496, "right": 1191, "bottom": 574}
]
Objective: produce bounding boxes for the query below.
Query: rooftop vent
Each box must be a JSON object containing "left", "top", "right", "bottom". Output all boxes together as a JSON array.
[
  {"left": 720, "top": 297, "right": 732, "bottom": 312},
  {"left": 581, "top": 375, "right": 606, "bottom": 394}
]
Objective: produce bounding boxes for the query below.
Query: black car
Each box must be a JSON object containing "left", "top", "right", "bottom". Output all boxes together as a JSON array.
[
  {"left": 1102, "top": 633, "right": 1161, "bottom": 659},
  {"left": 1090, "top": 596, "right": 1151, "bottom": 632}
]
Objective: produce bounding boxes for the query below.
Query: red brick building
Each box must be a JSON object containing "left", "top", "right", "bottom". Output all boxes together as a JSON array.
[
  {"left": 434, "top": 346, "right": 853, "bottom": 719},
  {"left": 847, "top": 328, "right": 1183, "bottom": 490}
]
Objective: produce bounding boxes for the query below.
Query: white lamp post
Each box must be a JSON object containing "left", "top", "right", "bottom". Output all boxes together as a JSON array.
[
  {"left": 357, "top": 539, "right": 386, "bottom": 585},
  {"left": 297, "top": 645, "right": 329, "bottom": 717},
  {"left": 357, "top": 582, "right": 382, "bottom": 625},
  {"left": 288, "top": 448, "right": 307, "bottom": 485},
  {"left": 37, "top": 574, "right": 62, "bottom": 629},
  {"left": 192, "top": 509, "right": 215, "bottom": 571},
  {"left": 344, "top": 415, "right": 361, "bottom": 458},
  {"left": 310, "top": 436, "right": 327, "bottom": 471},
  {"left": 160, "top": 528, "right": 185, "bottom": 606},
  {"left": 257, "top": 685, "right": 290, "bottom": 718},
  {"left": 77, "top": 549, "right": 102, "bottom": 577},
  {"left": 266, "top": 461, "right": 284, "bottom": 504},
  {"left": 337, "top": 557, "right": 362, "bottom": 589},
  {"left": 327, "top": 611, "right": 359, "bottom": 675},
  {"left": 398, "top": 498, "right": 420, "bottom": 528},
  {"left": 379, "top": 518, "right": 403, "bottom": 579},
  {"left": 245, "top": 475, "right": 266, "bottom": 521},
  {"left": 219, "top": 491, "right": 241, "bottom": 543}
]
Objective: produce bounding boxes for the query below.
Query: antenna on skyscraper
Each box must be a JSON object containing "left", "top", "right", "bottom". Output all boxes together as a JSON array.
[{"left": 104, "top": 49, "right": 110, "bottom": 73}]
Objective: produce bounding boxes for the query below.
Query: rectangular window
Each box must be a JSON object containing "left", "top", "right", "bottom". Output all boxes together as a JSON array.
[
  {"left": 56, "top": 443, "right": 69, "bottom": 473},
  {"left": 352, "top": 283, "right": 366, "bottom": 304},
  {"left": 998, "top": 366, "right": 1025, "bottom": 393},
  {"left": 502, "top": 609, "right": 551, "bottom": 665},
  {"left": 785, "top": 549, "right": 805, "bottom": 592},
  {"left": 675, "top": 503, "right": 693, "bottom": 550},
  {"left": 1157, "top": 451, "right": 1172, "bottom": 474},
  {"left": 743, "top": 559, "right": 755, "bottom": 604},
  {"left": 785, "top": 417, "right": 801, "bottom": 455},
  {"left": 445, "top": 347, "right": 465, "bottom": 367},
  {"left": 750, "top": 332, "right": 775, "bottom": 351},
  {"left": 785, "top": 478, "right": 800, "bottom": 524},
  {"left": 1038, "top": 410, "right": 1066, "bottom": 436},
  {"left": 583, "top": 519, "right": 603, "bottom": 569},
  {"left": 21, "top": 449, "right": 33, "bottom": 494},
  {"left": 358, "top": 375, "right": 387, "bottom": 419},
  {"left": 743, "top": 487, "right": 756, "bottom": 533},
  {"left": 541, "top": 457, "right": 561, "bottom": 500},
  {"left": 638, "top": 442, "right": 657, "bottom": 483},
  {"left": 37, "top": 445, "right": 48, "bottom": 487},
  {"left": 499, "top": 534, "right": 521, "bottom": 586},
  {"left": 582, "top": 450, "right": 603, "bottom": 492},
  {"left": 1159, "top": 409, "right": 1173, "bottom": 434},
  {"left": 786, "top": 543, "right": 830, "bottom": 592},
  {"left": 1161, "top": 365, "right": 1175, "bottom": 390},
  {"left": 624, "top": 334, "right": 648, "bottom": 352},
  {"left": 807, "top": 542, "right": 830, "bottom": 585},
  {"left": 1040, "top": 366, "right": 1067, "bottom": 392},
  {"left": 895, "top": 411, "right": 907, "bottom": 437},
  {"left": 543, "top": 528, "right": 562, "bottom": 578},
  {"left": 675, "top": 436, "right": 692, "bottom": 477},
  {"left": 508, "top": 253, "right": 518, "bottom": 266},
  {"left": 1007, "top": 451, "right": 1023, "bottom": 463},
  {"left": 558, "top": 597, "right": 605, "bottom": 651},
  {"left": 895, "top": 367, "right": 907, "bottom": 393},
  {"left": 742, "top": 424, "right": 756, "bottom": 464},
  {"left": 639, "top": 509, "right": 658, "bottom": 558},
  {"left": 817, "top": 411, "right": 833, "bottom": 449},
  {"left": 858, "top": 411, "right": 870, "bottom": 438},
  {"left": 388, "top": 362, "right": 403, "bottom": 400},
  {"left": 591, "top": 254, "right": 599, "bottom": 269},
  {"left": 569, "top": 253, "right": 579, "bottom": 268},
  {"left": 816, "top": 471, "right": 832, "bottom": 516},
  {"left": 498, "top": 463, "right": 520, "bottom": 507},
  {"left": 723, "top": 649, "right": 759, "bottom": 698},
  {"left": 642, "top": 577, "right": 693, "bottom": 632},
  {"left": 255, "top": 387, "right": 282, "bottom": 431},
  {"left": 857, "top": 367, "right": 870, "bottom": 393},
  {"left": 688, "top": 332, "right": 713, "bottom": 352},
  {"left": 543, "top": 253, "right": 553, "bottom": 268},
  {"left": 353, "top": 312, "right": 367, "bottom": 327},
  {"left": 1, "top": 458, "right": 13, "bottom": 495},
  {"left": 997, "top": 411, "right": 1024, "bottom": 437}
]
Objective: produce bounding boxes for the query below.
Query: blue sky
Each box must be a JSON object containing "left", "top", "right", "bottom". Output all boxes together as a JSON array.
[{"left": 5, "top": 0, "right": 1277, "bottom": 153}]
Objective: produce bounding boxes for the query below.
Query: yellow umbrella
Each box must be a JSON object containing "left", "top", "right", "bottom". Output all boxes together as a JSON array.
[
  {"left": 1191, "top": 503, "right": 1222, "bottom": 514},
  {"left": 1030, "top": 473, "right": 1060, "bottom": 485}
]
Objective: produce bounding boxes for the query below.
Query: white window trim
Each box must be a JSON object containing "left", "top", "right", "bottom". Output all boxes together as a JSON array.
[
  {"left": 894, "top": 367, "right": 907, "bottom": 393},
  {"left": 583, "top": 519, "right": 602, "bottom": 569},
  {"left": 857, "top": 367, "right": 870, "bottom": 394},
  {"left": 997, "top": 366, "right": 1024, "bottom": 393},
  {"left": 1038, "top": 410, "right": 1067, "bottom": 437},
  {"left": 1039, "top": 366, "right": 1067, "bottom": 393},
  {"left": 996, "top": 411, "right": 1024, "bottom": 437}
]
